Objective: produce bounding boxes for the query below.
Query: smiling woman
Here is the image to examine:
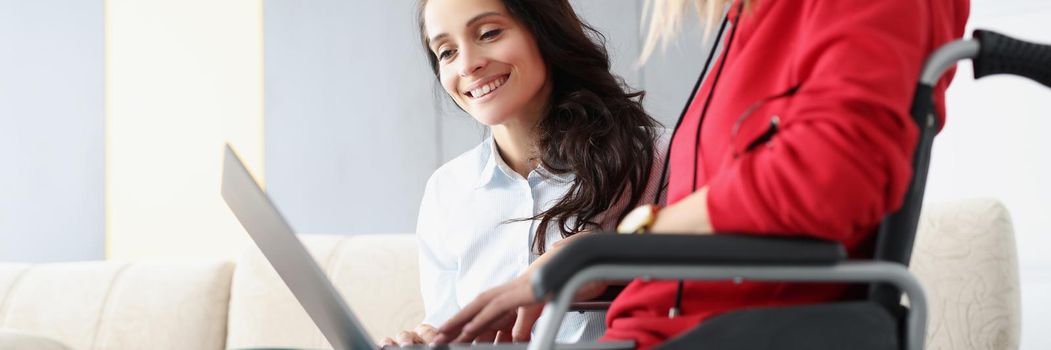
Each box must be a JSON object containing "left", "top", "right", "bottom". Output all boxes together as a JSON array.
[
  {"left": 380, "top": 0, "right": 668, "bottom": 346},
  {"left": 424, "top": 7, "right": 550, "bottom": 129}
]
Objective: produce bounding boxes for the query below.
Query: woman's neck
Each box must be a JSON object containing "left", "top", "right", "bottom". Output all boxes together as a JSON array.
[
  {"left": 492, "top": 121, "right": 539, "bottom": 178},
  {"left": 490, "top": 78, "right": 552, "bottom": 178}
]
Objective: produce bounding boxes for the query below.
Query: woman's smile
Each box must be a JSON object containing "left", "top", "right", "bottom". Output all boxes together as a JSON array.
[
  {"left": 424, "top": 0, "right": 549, "bottom": 127},
  {"left": 464, "top": 73, "right": 510, "bottom": 102}
]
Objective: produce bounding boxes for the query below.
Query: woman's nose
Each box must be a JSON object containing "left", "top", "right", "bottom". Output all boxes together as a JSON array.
[{"left": 457, "top": 47, "right": 487, "bottom": 77}]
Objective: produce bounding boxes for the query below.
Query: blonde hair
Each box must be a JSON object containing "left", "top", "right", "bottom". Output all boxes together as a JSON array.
[{"left": 639, "top": 0, "right": 752, "bottom": 64}]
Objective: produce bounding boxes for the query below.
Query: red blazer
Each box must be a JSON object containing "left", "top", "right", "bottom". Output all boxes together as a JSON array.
[{"left": 602, "top": 0, "right": 969, "bottom": 348}]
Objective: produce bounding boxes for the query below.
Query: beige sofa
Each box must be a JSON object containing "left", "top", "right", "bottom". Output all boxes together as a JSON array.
[{"left": 0, "top": 199, "right": 1020, "bottom": 350}]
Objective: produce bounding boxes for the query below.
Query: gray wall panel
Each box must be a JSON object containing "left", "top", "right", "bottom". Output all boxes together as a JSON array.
[
  {"left": 437, "top": 100, "right": 486, "bottom": 164},
  {"left": 0, "top": 1, "right": 104, "bottom": 262},
  {"left": 639, "top": 9, "right": 714, "bottom": 125},
  {"left": 264, "top": 0, "right": 439, "bottom": 234},
  {"left": 571, "top": 0, "right": 643, "bottom": 89}
]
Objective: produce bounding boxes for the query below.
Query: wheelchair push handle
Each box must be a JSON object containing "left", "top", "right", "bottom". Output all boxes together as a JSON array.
[{"left": 973, "top": 29, "right": 1051, "bottom": 88}]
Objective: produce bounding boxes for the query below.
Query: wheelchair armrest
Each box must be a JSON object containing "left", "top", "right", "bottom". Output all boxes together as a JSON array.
[
  {"left": 534, "top": 233, "right": 846, "bottom": 298},
  {"left": 568, "top": 284, "right": 625, "bottom": 311}
]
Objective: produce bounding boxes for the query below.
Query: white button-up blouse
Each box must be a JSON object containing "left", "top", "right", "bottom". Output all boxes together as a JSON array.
[{"left": 416, "top": 131, "right": 667, "bottom": 342}]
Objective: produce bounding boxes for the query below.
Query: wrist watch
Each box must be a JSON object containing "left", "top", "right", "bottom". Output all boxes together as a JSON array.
[{"left": 616, "top": 204, "right": 661, "bottom": 234}]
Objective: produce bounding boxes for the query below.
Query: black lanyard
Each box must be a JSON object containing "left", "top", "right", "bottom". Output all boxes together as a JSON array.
[
  {"left": 653, "top": 2, "right": 742, "bottom": 203},
  {"left": 651, "top": 1, "right": 744, "bottom": 318}
]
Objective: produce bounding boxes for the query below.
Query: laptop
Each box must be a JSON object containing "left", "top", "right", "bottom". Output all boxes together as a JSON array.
[{"left": 220, "top": 144, "right": 633, "bottom": 350}]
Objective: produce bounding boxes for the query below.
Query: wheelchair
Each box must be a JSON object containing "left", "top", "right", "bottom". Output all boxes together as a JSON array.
[{"left": 525, "top": 29, "right": 1051, "bottom": 350}]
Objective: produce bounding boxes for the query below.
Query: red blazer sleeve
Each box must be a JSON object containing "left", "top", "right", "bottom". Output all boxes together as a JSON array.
[{"left": 706, "top": 0, "right": 936, "bottom": 243}]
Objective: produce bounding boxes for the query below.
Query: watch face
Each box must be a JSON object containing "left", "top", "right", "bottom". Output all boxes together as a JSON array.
[{"left": 617, "top": 205, "right": 655, "bottom": 234}]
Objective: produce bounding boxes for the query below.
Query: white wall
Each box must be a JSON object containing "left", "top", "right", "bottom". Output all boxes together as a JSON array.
[
  {"left": 105, "top": 0, "right": 265, "bottom": 260},
  {"left": 925, "top": 1, "right": 1051, "bottom": 348},
  {"left": 0, "top": 1, "right": 104, "bottom": 262}
]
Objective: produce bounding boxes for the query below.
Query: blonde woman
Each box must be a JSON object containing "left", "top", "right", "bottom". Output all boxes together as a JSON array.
[{"left": 432, "top": 0, "right": 970, "bottom": 348}]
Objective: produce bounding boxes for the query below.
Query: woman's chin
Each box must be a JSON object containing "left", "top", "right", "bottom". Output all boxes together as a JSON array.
[{"left": 468, "top": 109, "right": 512, "bottom": 127}]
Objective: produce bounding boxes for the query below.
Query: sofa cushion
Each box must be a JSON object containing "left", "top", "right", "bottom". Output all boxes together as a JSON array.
[
  {"left": 226, "top": 234, "right": 424, "bottom": 349},
  {"left": 91, "top": 262, "right": 235, "bottom": 349},
  {"left": 0, "top": 261, "right": 234, "bottom": 350},
  {"left": 0, "top": 330, "right": 72, "bottom": 350},
  {"left": 911, "top": 198, "right": 1020, "bottom": 349}
]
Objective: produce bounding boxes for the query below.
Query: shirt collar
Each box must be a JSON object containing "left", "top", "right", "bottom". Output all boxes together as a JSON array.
[
  {"left": 474, "top": 136, "right": 501, "bottom": 188},
  {"left": 474, "top": 136, "right": 574, "bottom": 188}
]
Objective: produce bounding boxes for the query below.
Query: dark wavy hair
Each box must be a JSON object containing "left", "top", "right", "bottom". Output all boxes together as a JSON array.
[{"left": 418, "top": 0, "right": 660, "bottom": 254}]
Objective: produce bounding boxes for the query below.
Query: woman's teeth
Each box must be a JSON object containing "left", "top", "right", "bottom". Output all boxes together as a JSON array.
[{"left": 469, "top": 77, "right": 507, "bottom": 99}]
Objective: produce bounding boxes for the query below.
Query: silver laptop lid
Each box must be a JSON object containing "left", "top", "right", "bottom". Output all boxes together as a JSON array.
[{"left": 221, "top": 144, "right": 375, "bottom": 350}]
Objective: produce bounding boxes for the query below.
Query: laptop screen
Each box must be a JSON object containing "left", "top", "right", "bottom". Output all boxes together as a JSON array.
[{"left": 221, "top": 144, "right": 376, "bottom": 350}]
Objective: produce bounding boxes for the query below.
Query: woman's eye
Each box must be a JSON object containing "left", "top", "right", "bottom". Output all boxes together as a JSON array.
[
  {"left": 480, "top": 29, "right": 502, "bottom": 40},
  {"left": 438, "top": 49, "right": 455, "bottom": 61}
]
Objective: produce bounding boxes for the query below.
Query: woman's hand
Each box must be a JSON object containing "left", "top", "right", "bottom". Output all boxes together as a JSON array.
[
  {"left": 505, "top": 231, "right": 610, "bottom": 342},
  {"left": 380, "top": 324, "right": 439, "bottom": 347},
  {"left": 650, "top": 186, "right": 714, "bottom": 234},
  {"left": 434, "top": 231, "right": 611, "bottom": 344},
  {"left": 433, "top": 274, "right": 539, "bottom": 344}
]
